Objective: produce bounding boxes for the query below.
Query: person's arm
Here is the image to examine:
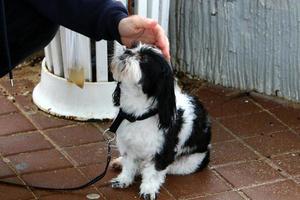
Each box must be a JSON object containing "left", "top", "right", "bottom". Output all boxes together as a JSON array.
[
  {"left": 25, "top": 0, "right": 170, "bottom": 59},
  {"left": 25, "top": 0, "right": 128, "bottom": 43}
]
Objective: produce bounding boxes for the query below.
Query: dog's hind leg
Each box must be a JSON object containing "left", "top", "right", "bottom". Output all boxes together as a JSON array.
[
  {"left": 167, "top": 151, "right": 210, "bottom": 175},
  {"left": 111, "top": 156, "right": 138, "bottom": 188},
  {"left": 110, "top": 156, "right": 123, "bottom": 170}
]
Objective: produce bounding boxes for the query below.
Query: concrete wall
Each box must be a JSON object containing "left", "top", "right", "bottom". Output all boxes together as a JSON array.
[{"left": 169, "top": 0, "right": 300, "bottom": 102}]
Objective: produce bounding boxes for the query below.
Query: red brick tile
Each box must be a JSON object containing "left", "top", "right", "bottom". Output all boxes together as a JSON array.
[
  {"left": 270, "top": 106, "right": 300, "bottom": 128},
  {"left": 219, "top": 111, "right": 285, "bottom": 138},
  {"left": 14, "top": 95, "right": 37, "bottom": 113},
  {"left": 271, "top": 152, "right": 300, "bottom": 176},
  {"left": 216, "top": 160, "right": 283, "bottom": 188},
  {"left": 209, "top": 97, "right": 262, "bottom": 118},
  {"left": 7, "top": 149, "right": 72, "bottom": 174},
  {"left": 33, "top": 183, "right": 99, "bottom": 199},
  {"left": 29, "top": 112, "right": 75, "bottom": 130},
  {"left": 21, "top": 167, "right": 87, "bottom": 189},
  {"left": 0, "top": 183, "right": 35, "bottom": 200},
  {"left": 0, "top": 79, "right": 35, "bottom": 97},
  {"left": 164, "top": 169, "right": 230, "bottom": 199},
  {"left": 296, "top": 127, "right": 300, "bottom": 135},
  {"left": 251, "top": 94, "right": 283, "bottom": 110},
  {"left": 0, "top": 132, "right": 53, "bottom": 156},
  {"left": 0, "top": 160, "right": 15, "bottom": 178},
  {"left": 34, "top": 193, "right": 93, "bottom": 200},
  {"left": 0, "top": 96, "right": 18, "bottom": 115},
  {"left": 210, "top": 140, "right": 258, "bottom": 166},
  {"left": 45, "top": 125, "right": 104, "bottom": 147},
  {"left": 64, "top": 143, "right": 110, "bottom": 167},
  {"left": 196, "top": 88, "right": 225, "bottom": 105},
  {"left": 211, "top": 121, "right": 235, "bottom": 144},
  {"left": 243, "top": 180, "right": 300, "bottom": 200},
  {"left": 0, "top": 113, "right": 35, "bottom": 136},
  {"left": 193, "top": 191, "right": 244, "bottom": 200},
  {"left": 244, "top": 130, "right": 300, "bottom": 157},
  {"left": 205, "top": 85, "right": 237, "bottom": 96}
]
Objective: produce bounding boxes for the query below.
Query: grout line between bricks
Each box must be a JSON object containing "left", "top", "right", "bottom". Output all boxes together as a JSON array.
[
  {"left": 0, "top": 154, "right": 38, "bottom": 199},
  {"left": 214, "top": 109, "right": 264, "bottom": 121},
  {"left": 233, "top": 177, "right": 293, "bottom": 191},
  {"left": 215, "top": 119, "right": 296, "bottom": 185},
  {"left": 0, "top": 139, "right": 109, "bottom": 158},
  {"left": 210, "top": 169, "right": 251, "bottom": 200},
  {"left": 0, "top": 85, "right": 107, "bottom": 199},
  {"left": 0, "top": 110, "right": 19, "bottom": 117},
  {"left": 1, "top": 161, "right": 109, "bottom": 180},
  {"left": 160, "top": 186, "right": 177, "bottom": 200},
  {"left": 0, "top": 130, "right": 40, "bottom": 138},
  {"left": 183, "top": 189, "right": 251, "bottom": 200},
  {"left": 210, "top": 148, "right": 300, "bottom": 170},
  {"left": 250, "top": 99, "right": 300, "bottom": 136}
]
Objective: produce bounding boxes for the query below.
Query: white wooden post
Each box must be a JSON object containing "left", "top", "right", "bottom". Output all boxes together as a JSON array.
[
  {"left": 159, "top": 0, "right": 170, "bottom": 34},
  {"left": 96, "top": 41, "right": 108, "bottom": 81},
  {"left": 147, "top": 0, "right": 159, "bottom": 21},
  {"left": 49, "top": 32, "right": 64, "bottom": 77},
  {"left": 44, "top": 46, "right": 53, "bottom": 73},
  {"left": 135, "top": 0, "right": 148, "bottom": 17},
  {"left": 60, "top": 27, "right": 92, "bottom": 81}
]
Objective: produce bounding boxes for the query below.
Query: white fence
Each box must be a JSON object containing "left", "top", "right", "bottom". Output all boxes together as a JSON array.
[
  {"left": 44, "top": 0, "right": 170, "bottom": 82},
  {"left": 33, "top": 0, "right": 170, "bottom": 120}
]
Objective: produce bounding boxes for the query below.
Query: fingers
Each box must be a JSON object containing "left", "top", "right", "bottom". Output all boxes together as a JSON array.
[
  {"left": 152, "top": 24, "right": 170, "bottom": 60},
  {"left": 119, "top": 15, "right": 170, "bottom": 60},
  {"left": 131, "top": 15, "right": 158, "bottom": 30}
]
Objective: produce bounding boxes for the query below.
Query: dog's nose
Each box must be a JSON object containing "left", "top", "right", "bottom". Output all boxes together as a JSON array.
[
  {"left": 124, "top": 50, "right": 134, "bottom": 56},
  {"left": 119, "top": 50, "right": 134, "bottom": 61}
]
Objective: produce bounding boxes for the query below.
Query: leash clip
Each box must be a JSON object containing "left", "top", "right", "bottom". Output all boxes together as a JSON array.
[{"left": 103, "top": 129, "right": 116, "bottom": 145}]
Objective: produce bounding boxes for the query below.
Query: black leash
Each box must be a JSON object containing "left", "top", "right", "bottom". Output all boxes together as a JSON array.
[
  {"left": 0, "top": 0, "right": 14, "bottom": 86},
  {"left": 1, "top": 108, "right": 157, "bottom": 190},
  {"left": 1, "top": 131, "right": 115, "bottom": 191}
]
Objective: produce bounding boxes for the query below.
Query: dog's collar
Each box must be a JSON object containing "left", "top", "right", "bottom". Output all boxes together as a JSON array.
[{"left": 108, "top": 108, "right": 158, "bottom": 133}]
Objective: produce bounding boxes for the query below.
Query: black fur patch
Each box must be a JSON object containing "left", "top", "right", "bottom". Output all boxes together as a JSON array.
[
  {"left": 138, "top": 47, "right": 176, "bottom": 129},
  {"left": 183, "top": 96, "right": 211, "bottom": 153},
  {"left": 113, "top": 82, "right": 121, "bottom": 106},
  {"left": 154, "top": 109, "right": 184, "bottom": 171}
]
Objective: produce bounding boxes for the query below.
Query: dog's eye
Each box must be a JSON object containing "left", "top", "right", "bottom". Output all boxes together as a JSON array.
[{"left": 140, "top": 55, "right": 148, "bottom": 63}]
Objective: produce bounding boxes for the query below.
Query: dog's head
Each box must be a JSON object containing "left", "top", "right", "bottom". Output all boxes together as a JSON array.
[{"left": 111, "top": 43, "right": 176, "bottom": 129}]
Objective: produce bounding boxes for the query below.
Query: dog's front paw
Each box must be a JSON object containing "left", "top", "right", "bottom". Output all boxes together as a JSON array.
[
  {"left": 140, "top": 193, "right": 157, "bottom": 200},
  {"left": 110, "top": 177, "right": 132, "bottom": 189},
  {"left": 140, "top": 183, "right": 159, "bottom": 200}
]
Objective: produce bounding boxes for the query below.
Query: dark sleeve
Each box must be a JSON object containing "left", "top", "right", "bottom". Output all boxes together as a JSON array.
[{"left": 24, "top": 0, "right": 128, "bottom": 42}]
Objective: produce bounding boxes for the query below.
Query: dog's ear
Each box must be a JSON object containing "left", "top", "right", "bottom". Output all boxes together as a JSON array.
[
  {"left": 113, "top": 82, "right": 121, "bottom": 106},
  {"left": 156, "top": 61, "right": 176, "bottom": 129},
  {"left": 139, "top": 48, "right": 176, "bottom": 129}
]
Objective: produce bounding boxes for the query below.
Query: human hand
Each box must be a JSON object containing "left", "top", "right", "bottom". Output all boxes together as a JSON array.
[{"left": 118, "top": 15, "right": 170, "bottom": 60}]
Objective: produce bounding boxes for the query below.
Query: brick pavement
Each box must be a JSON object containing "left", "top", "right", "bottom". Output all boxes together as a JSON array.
[{"left": 0, "top": 65, "right": 299, "bottom": 200}]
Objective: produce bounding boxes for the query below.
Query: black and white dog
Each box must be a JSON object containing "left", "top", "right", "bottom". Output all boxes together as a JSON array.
[{"left": 110, "top": 43, "right": 211, "bottom": 200}]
